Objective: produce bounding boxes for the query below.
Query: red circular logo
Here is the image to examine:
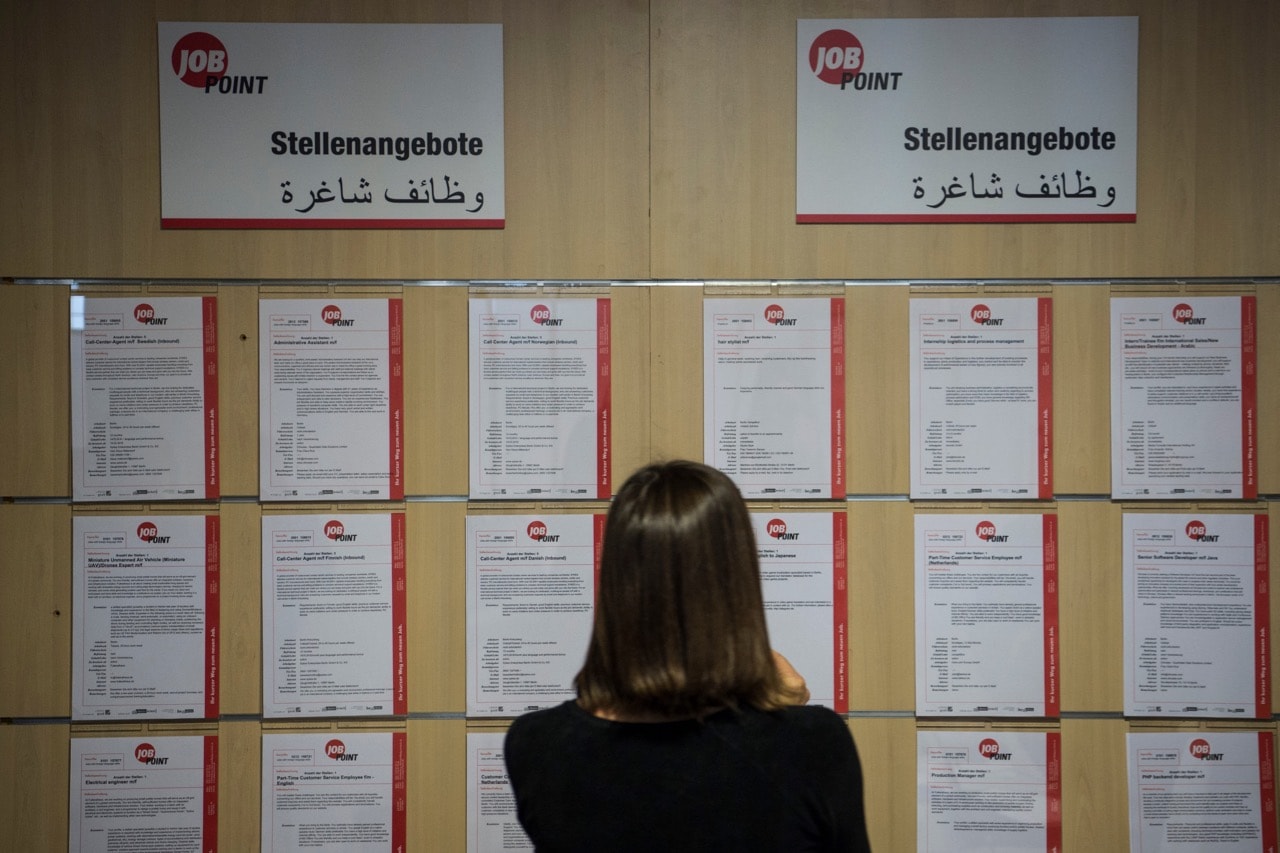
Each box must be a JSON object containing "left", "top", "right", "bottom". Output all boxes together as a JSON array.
[
  {"left": 1172, "top": 303, "right": 1195, "bottom": 324},
  {"left": 134, "top": 303, "right": 156, "bottom": 323},
  {"left": 766, "top": 518, "right": 788, "bottom": 539},
  {"left": 976, "top": 520, "right": 997, "bottom": 541},
  {"left": 971, "top": 304, "right": 992, "bottom": 324},
  {"left": 1185, "top": 520, "right": 1207, "bottom": 541},
  {"left": 137, "top": 522, "right": 159, "bottom": 543},
  {"left": 325, "top": 739, "right": 347, "bottom": 759},
  {"left": 527, "top": 520, "right": 548, "bottom": 541},
  {"left": 324, "top": 520, "right": 345, "bottom": 540},
  {"left": 171, "top": 32, "right": 228, "bottom": 88},
  {"left": 809, "top": 29, "right": 864, "bottom": 85},
  {"left": 764, "top": 304, "right": 786, "bottom": 325},
  {"left": 135, "top": 743, "right": 157, "bottom": 763},
  {"left": 530, "top": 304, "right": 552, "bottom": 325},
  {"left": 978, "top": 738, "right": 1001, "bottom": 759},
  {"left": 321, "top": 304, "right": 343, "bottom": 326},
  {"left": 1189, "top": 738, "right": 1211, "bottom": 759}
]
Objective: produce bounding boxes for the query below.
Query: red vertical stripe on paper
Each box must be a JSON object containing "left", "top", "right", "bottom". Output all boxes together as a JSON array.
[
  {"left": 392, "top": 731, "right": 407, "bottom": 853},
  {"left": 1037, "top": 297, "right": 1053, "bottom": 499},
  {"left": 1259, "top": 732, "right": 1277, "bottom": 852},
  {"left": 1241, "top": 296, "right": 1257, "bottom": 499},
  {"left": 1256, "top": 515, "right": 1270, "bottom": 718},
  {"left": 205, "top": 515, "right": 220, "bottom": 718},
  {"left": 1045, "top": 731, "right": 1062, "bottom": 853},
  {"left": 593, "top": 514, "right": 607, "bottom": 599},
  {"left": 392, "top": 513, "right": 408, "bottom": 716},
  {"left": 203, "top": 735, "right": 218, "bottom": 853},
  {"left": 1043, "top": 515, "right": 1059, "bottom": 717},
  {"left": 597, "top": 299, "right": 612, "bottom": 499},
  {"left": 830, "top": 298, "right": 846, "bottom": 498},
  {"left": 203, "top": 296, "right": 219, "bottom": 499},
  {"left": 389, "top": 299, "right": 405, "bottom": 500},
  {"left": 833, "top": 513, "right": 849, "bottom": 713}
]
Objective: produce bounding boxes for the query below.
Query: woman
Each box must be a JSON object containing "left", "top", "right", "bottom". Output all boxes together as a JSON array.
[{"left": 505, "top": 460, "right": 871, "bottom": 852}]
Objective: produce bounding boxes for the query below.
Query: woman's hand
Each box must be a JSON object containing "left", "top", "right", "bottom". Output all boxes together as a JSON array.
[{"left": 772, "top": 650, "right": 811, "bottom": 705}]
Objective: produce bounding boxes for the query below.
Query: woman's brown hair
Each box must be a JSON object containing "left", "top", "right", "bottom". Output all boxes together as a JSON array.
[{"left": 575, "top": 460, "right": 800, "bottom": 717}]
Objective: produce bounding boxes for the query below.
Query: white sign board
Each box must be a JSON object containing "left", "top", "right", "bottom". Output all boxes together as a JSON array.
[
  {"left": 798, "top": 17, "right": 1138, "bottom": 223},
  {"left": 159, "top": 23, "right": 503, "bottom": 228}
]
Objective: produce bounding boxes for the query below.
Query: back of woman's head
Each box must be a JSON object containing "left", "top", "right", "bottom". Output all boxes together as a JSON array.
[{"left": 575, "top": 460, "right": 791, "bottom": 716}]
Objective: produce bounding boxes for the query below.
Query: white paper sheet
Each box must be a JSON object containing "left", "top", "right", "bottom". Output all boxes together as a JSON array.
[
  {"left": 469, "top": 297, "right": 611, "bottom": 499},
  {"left": 704, "top": 297, "right": 845, "bottom": 499},
  {"left": 466, "top": 513, "right": 602, "bottom": 716},
  {"left": 71, "top": 295, "right": 218, "bottom": 501},
  {"left": 915, "top": 513, "right": 1059, "bottom": 717},
  {"left": 467, "top": 732, "right": 533, "bottom": 852},
  {"left": 70, "top": 735, "right": 217, "bottom": 853},
  {"left": 1128, "top": 731, "right": 1276, "bottom": 852},
  {"left": 910, "top": 297, "right": 1052, "bottom": 499},
  {"left": 918, "top": 729, "right": 1061, "bottom": 852},
  {"left": 72, "top": 514, "right": 219, "bottom": 720},
  {"left": 1123, "top": 513, "right": 1269, "bottom": 718},
  {"left": 262, "top": 512, "right": 407, "bottom": 717},
  {"left": 261, "top": 731, "right": 406, "bottom": 852},
  {"left": 1111, "top": 296, "right": 1257, "bottom": 499},
  {"left": 753, "top": 510, "right": 848, "bottom": 711},
  {"left": 260, "top": 298, "right": 403, "bottom": 500}
]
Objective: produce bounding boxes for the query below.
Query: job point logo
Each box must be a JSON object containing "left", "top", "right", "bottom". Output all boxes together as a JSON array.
[
  {"left": 170, "top": 30, "right": 268, "bottom": 94},
  {"left": 1189, "top": 738, "right": 1223, "bottom": 761},
  {"left": 764, "top": 304, "right": 796, "bottom": 327},
  {"left": 322, "top": 304, "right": 354, "bottom": 327},
  {"left": 975, "top": 520, "right": 1009, "bottom": 543},
  {"left": 324, "top": 520, "right": 357, "bottom": 542},
  {"left": 766, "top": 518, "right": 800, "bottom": 541},
  {"left": 978, "top": 738, "right": 1012, "bottom": 761},
  {"left": 133, "top": 303, "right": 168, "bottom": 326},
  {"left": 1185, "top": 519, "right": 1219, "bottom": 543},
  {"left": 136, "top": 521, "right": 170, "bottom": 545},
  {"left": 970, "top": 303, "right": 1004, "bottom": 327},
  {"left": 807, "top": 28, "right": 902, "bottom": 91},
  {"left": 527, "top": 520, "right": 560, "bottom": 544},
  {"left": 135, "top": 743, "right": 168, "bottom": 766},
  {"left": 530, "top": 304, "right": 563, "bottom": 327},
  {"left": 1172, "top": 302, "right": 1206, "bottom": 325},
  {"left": 326, "top": 738, "right": 359, "bottom": 762}
]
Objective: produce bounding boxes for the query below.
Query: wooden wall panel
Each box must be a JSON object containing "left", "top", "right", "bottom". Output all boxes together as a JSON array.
[
  {"left": 848, "top": 284, "right": 910, "bottom": 495},
  {"left": 847, "top": 499, "right": 914, "bottom": 711},
  {"left": 0, "top": 724, "right": 69, "bottom": 853},
  {"left": 404, "top": 285, "right": 470, "bottom": 497},
  {"left": 1058, "top": 501, "right": 1123, "bottom": 712},
  {"left": 1061, "top": 718, "right": 1130, "bottom": 850},
  {"left": 220, "top": 501, "right": 263, "bottom": 716},
  {"left": 0, "top": 283, "right": 68, "bottom": 497},
  {"left": 1052, "top": 283, "right": 1112, "bottom": 495},
  {"left": 0, "top": 504, "right": 70, "bottom": 717},
  {"left": 409, "top": 501, "right": 468, "bottom": 713}
]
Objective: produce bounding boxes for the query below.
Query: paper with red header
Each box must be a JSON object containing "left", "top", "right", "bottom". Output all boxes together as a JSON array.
[
  {"left": 470, "top": 297, "right": 612, "bottom": 499},
  {"left": 262, "top": 731, "right": 406, "bottom": 852},
  {"left": 72, "top": 514, "right": 219, "bottom": 720},
  {"left": 71, "top": 735, "right": 218, "bottom": 853},
  {"left": 1128, "top": 731, "right": 1276, "bottom": 852},
  {"left": 1123, "top": 512, "right": 1269, "bottom": 718},
  {"left": 260, "top": 298, "right": 403, "bottom": 500},
  {"left": 466, "top": 513, "right": 602, "bottom": 716},
  {"left": 918, "top": 730, "right": 1061, "bottom": 852},
  {"left": 910, "top": 297, "right": 1052, "bottom": 499},
  {"left": 753, "top": 510, "right": 848, "bottom": 712},
  {"left": 1111, "top": 296, "right": 1257, "bottom": 499},
  {"left": 915, "top": 513, "right": 1059, "bottom": 717},
  {"left": 467, "top": 732, "right": 533, "bottom": 852},
  {"left": 705, "top": 297, "right": 845, "bottom": 499},
  {"left": 262, "top": 512, "right": 407, "bottom": 718},
  {"left": 71, "top": 295, "right": 218, "bottom": 501}
]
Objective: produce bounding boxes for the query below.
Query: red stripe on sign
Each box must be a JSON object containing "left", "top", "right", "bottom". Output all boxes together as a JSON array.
[
  {"left": 389, "top": 299, "right": 404, "bottom": 500},
  {"left": 830, "top": 298, "right": 846, "bottom": 498},
  {"left": 203, "top": 296, "right": 220, "bottom": 499},
  {"left": 797, "top": 213, "right": 1135, "bottom": 224},
  {"left": 205, "top": 515, "right": 220, "bottom": 718},
  {"left": 163, "top": 217, "right": 505, "bottom": 229},
  {"left": 1037, "top": 297, "right": 1054, "bottom": 499},
  {"left": 1241, "top": 296, "right": 1257, "bottom": 498},
  {"left": 833, "top": 512, "right": 849, "bottom": 713},
  {"left": 392, "top": 513, "right": 408, "bottom": 716},
  {"left": 1043, "top": 515, "right": 1059, "bottom": 717},
  {"left": 392, "top": 731, "right": 407, "bottom": 852},
  {"left": 597, "top": 299, "right": 612, "bottom": 499},
  {"left": 203, "top": 735, "right": 219, "bottom": 853},
  {"left": 1046, "top": 732, "right": 1062, "bottom": 853},
  {"left": 1255, "top": 515, "right": 1270, "bottom": 718}
]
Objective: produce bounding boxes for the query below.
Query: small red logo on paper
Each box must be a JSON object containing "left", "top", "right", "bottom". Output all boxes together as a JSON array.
[
  {"left": 321, "top": 304, "right": 343, "bottom": 326},
  {"left": 137, "top": 522, "right": 160, "bottom": 543},
  {"left": 978, "top": 738, "right": 1001, "bottom": 759},
  {"left": 172, "top": 32, "right": 228, "bottom": 88},
  {"left": 530, "top": 304, "right": 552, "bottom": 325},
  {"left": 1186, "top": 520, "right": 1208, "bottom": 541},
  {"left": 527, "top": 521, "right": 548, "bottom": 541},
  {"left": 971, "top": 304, "right": 992, "bottom": 324},
  {"left": 1172, "top": 303, "right": 1195, "bottom": 324},
  {"left": 135, "top": 303, "right": 156, "bottom": 323},
  {"left": 976, "top": 520, "right": 998, "bottom": 541},
  {"left": 808, "top": 29, "right": 864, "bottom": 85},
  {"left": 325, "top": 739, "right": 347, "bottom": 759},
  {"left": 1189, "top": 738, "right": 1212, "bottom": 759},
  {"left": 135, "top": 743, "right": 157, "bottom": 762},
  {"left": 764, "top": 304, "right": 786, "bottom": 324},
  {"left": 324, "top": 520, "right": 345, "bottom": 540},
  {"left": 766, "top": 518, "right": 788, "bottom": 539}
]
